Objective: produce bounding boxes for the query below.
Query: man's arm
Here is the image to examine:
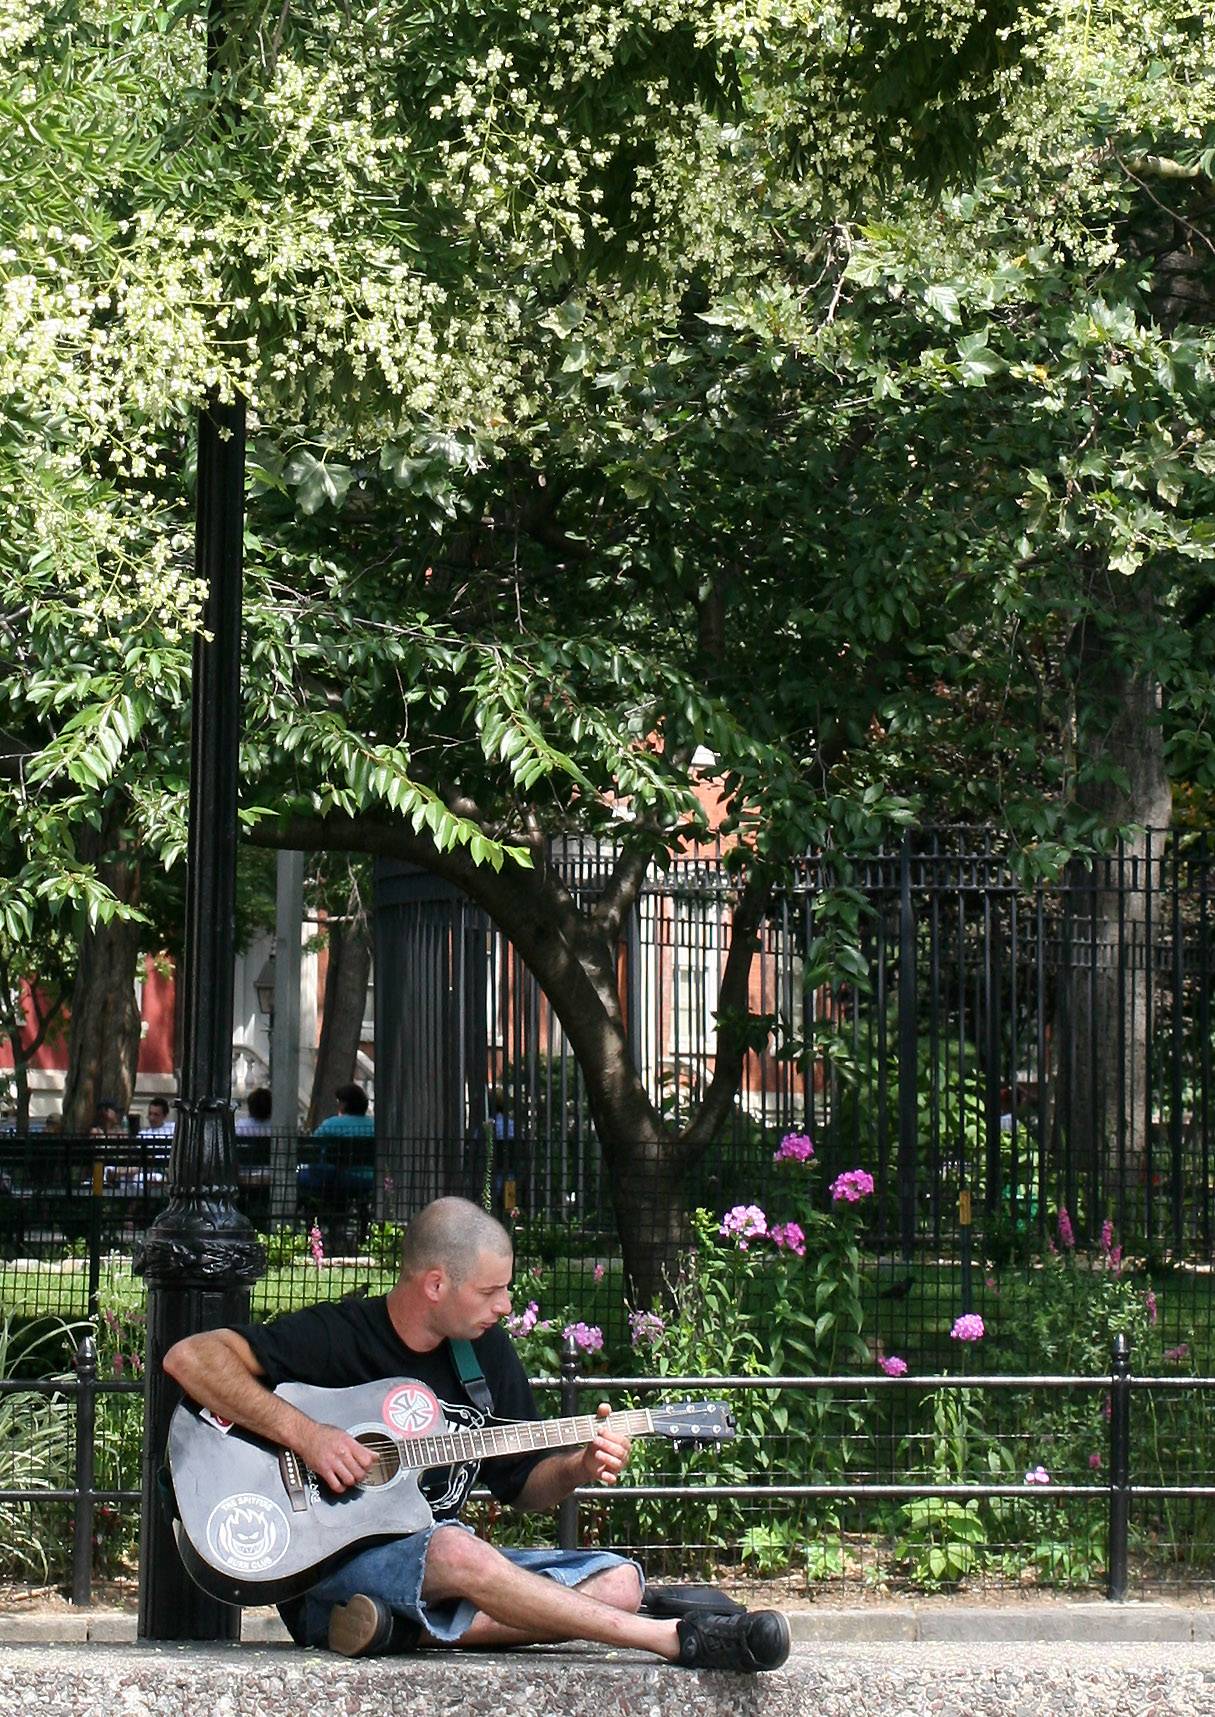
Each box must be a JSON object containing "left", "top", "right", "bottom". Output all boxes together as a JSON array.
[
  {"left": 509, "top": 1403, "right": 631, "bottom": 1512},
  {"left": 163, "top": 1329, "right": 373, "bottom": 1493}
]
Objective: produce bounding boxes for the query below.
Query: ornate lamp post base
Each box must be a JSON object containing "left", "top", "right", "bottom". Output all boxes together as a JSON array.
[{"left": 134, "top": 1099, "right": 265, "bottom": 1640}]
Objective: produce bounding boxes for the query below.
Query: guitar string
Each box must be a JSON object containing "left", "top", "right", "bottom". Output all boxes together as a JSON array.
[{"left": 349, "top": 1407, "right": 724, "bottom": 1475}]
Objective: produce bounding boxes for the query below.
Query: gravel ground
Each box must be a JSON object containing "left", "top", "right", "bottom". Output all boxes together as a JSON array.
[{"left": 2, "top": 1640, "right": 1215, "bottom": 1717}]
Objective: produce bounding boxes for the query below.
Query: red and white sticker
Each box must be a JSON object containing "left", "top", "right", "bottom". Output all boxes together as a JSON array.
[
  {"left": 382, "top": 1383, "right": 441, "bottom": 1437},
  {"left": 200, "top": 1407, "right": 234, "bottom": 1433}
]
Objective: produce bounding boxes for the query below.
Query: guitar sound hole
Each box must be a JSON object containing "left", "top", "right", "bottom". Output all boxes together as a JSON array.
[{"left": 355, "top": 1432, "right": 401, "bottom": 1488}]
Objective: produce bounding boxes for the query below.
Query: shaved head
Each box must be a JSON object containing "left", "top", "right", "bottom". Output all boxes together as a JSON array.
[{"left": 399, "top": 1197, "right": 512, "bottom": 1285}]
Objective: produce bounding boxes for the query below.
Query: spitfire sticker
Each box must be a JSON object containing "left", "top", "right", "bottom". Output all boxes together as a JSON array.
[
  {"left": 205, "top": 1493, "right": 291, "bottom": 1575},
  {"left": 382, "top": 1382, "right": 441, "bottom": 1436}
]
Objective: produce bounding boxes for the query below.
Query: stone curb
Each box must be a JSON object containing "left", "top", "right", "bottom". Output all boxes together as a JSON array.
[
  {"left": 2, "top": 1602, "right": 1214, "bottom": 1646},
  {"left": 5, "top": 1639, "right": 1215, "bottom": 1717}
]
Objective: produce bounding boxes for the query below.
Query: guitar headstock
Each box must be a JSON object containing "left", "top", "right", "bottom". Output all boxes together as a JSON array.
[{"left": 650, "top": 1400, "right": 736, "bottom": 1448}]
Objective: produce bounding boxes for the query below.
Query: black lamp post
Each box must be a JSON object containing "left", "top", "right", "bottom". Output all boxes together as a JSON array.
[
  {"left": 132, "top": 391, "right": 265, "bottom": 1641},
  {"left": 132, "top": 0, "right": 266, "bottom": 1639}
]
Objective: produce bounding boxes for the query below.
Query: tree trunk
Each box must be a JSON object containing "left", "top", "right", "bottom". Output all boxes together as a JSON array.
[
  {"left": 257, "top": 815, "right": 768, "bottom": 1303},
  {"left": 62, "top": 837, "right": 143, "bottom": 1135},
  {"left": 307, "top": 891, "right": 372, "bottom": 1131},
  {"left": 7, "top": 1029, "right": 30, "bottom": 1132},
  {"left": 1059, "top": 575, "right": 1171, "bottom": 1231}
]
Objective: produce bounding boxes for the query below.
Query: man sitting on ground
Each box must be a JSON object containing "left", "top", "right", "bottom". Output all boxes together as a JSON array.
[{"left": 164, "top": 1196, "right": 788, "bottom": 1673}]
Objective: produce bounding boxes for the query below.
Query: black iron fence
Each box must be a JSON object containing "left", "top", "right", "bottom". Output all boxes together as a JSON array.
[
  {"left": 368, "top": 828, "right": 1215, "bottom": 1248},
  {"left": 4, "top": 1333, "right": 1214, "bottom": 1603}
]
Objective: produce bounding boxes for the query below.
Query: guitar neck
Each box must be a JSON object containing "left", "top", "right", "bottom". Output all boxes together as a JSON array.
[{"left": 403, "top": 1407, "right": 656, "bottom": 1471}]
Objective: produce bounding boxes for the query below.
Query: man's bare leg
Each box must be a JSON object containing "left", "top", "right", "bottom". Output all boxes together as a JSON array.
[
  {"left": 429, "top": 1564, "right": 652, "bottom": 1651},
  {"left": 420, "top": 1530, "right": 680, "bottom": 1660}
]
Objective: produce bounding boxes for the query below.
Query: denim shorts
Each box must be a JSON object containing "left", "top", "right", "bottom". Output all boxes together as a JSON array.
[{"left": 298, "top": 1521, "right": 644, "bottom": 1648}]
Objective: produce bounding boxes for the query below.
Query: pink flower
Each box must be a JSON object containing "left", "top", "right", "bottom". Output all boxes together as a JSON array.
[
  {"left": 506, "top": 1300, "right": 540, "bottom": 1339},
  {"left": 720, "top": 1204, "right": 768, "bottom": 1250},
  {"left": 593, "top": 1263, "right": 605, "bottom": 1283},
  {"left": 950, "top": 1313, "right": 985, "bottom": 1343},
  {"left": 1145, "top": 1289, "right": 1158, "bottom": 1325},
  {"left": 773, "top": 1131, "right": 814, "bottom": 1164},
  {"left": 309, "top": 1222, "right": 324, "bottom": 1267},
  {"left": 879, "top": 1355, "right": 908, "bottom": 1377},
  {"left": 770, "top": 1221, "right": 807, "bottom": 1258},
  {"left": 1024, "top": 1465, "right": 1051, "bottom": 1485},
  {"left": 984, "top": 1275, "right": 997, "bottom": 1292},
  {"left": 830, "top": 1168, "right": 875, "bottom": 1204},
  {"left": 1109, "top": 1245, "right": 1122, "bottom": 1272},
  {"left": 1088, "top": 1452, "right": 1102, "bottom": 1470},
  {"left": 628, "top": 1309, "right": 666, "bottom": 1348},
  {"left": 563, "top": 1321, "right": 604, "bottom": 1354},
  {"left": 1100, "top": 1219, "right": 1113, "bottom": 1256},
  {"left": 1164, "top": 1343, "right": 1190, "bottom": 1363},
  {"left": 1057, "top": 1207, "right": 1075, "bottom": 1250}
]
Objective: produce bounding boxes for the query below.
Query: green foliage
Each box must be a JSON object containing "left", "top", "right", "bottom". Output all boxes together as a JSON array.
[
  {"left": 366, "top": 1221, "right": 405, "bottom": 1270},
  {"left": 0, "top": 1317, "right": 73, "bottom": 1581},
  {"left": 256, "top": 1228, "right": 309, "bottom": 1268}
]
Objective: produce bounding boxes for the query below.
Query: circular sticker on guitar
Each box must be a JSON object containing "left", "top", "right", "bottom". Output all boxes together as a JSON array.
[
  {"left": 205, "top": 1493, "right": 291, "bottom": 1575},
  {"left": 382, "top": 1383, "right": 441, "bottom": 1436}
]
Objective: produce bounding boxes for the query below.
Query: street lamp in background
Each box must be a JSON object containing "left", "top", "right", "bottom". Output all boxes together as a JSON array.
[{"left": 254, "top": 954, "right": 277, "bottom": 1023}]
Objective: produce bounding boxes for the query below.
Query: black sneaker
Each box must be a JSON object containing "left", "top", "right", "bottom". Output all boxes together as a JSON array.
[
  {"left": 675, "top": 1608, "right": 790, "bottom": 1672},
  {"left": 327, "top": 1593, "right": 420, "bottom": 1658}
]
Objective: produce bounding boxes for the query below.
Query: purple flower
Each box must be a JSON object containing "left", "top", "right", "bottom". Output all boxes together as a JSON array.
[
  {"left": 830, "top": 1168, "right": 875, "bottom": 1204},
  {"left": 773, "top": 1131, "right": 814, "bottom": 1164},
  {"left": 879, "top": 1355, "right": 908, "bottom": 1377},
  {"left": 1164, "top": 1343, "right": 1189, "bottom": 1363},
  {"left": 628, "top": 1309, "right": 666, "bottom": 1348},
  {"left": 506, "top": 1300, "right": 540, "bottom": 1339},
  {"left": 1088, "top": 1452, "right": 1102, "bottom": 1470},
  {"left": 720, "top": 1204, "right": 768, "bottom": 1250},
  {"left": 1100, "top": 1219, "right": 1114, "bottom": 1255},
  {"left": 1145, "top": 1289, "right": 1158, "bottom": 1326},
  {"left": 1109, "top": 1244, "right": 1122, "bottom": 1272},
  {"left": 1024, "top": 1465, "right": 1051, "bottom": 1485},
  {"left": 769, "top": 1221, "right": 807, "bottom": 1258},
  {"left": 563, "top": 1321, "right": 604, "bottom": 1354},
  {"left": 593, "top": 1263, "right": 605, "bottom": 1283},
  {"left": 1057, "top": 1207, "right": 1075, "bottom": 1250},
  {"left": 309, "top": 1222, "right": 325, "bottom": 1267},
  {"left": 950, "top": 1313, "right": 985, "bottom": 1343}
]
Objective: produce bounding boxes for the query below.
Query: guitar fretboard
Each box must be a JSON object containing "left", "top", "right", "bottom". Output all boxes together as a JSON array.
[{"left": 399, "top": 1408, "right": 657, "bottom": 1471}]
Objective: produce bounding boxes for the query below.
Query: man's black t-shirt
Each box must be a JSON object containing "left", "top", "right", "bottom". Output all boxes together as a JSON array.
[{"left": 234, "top": 1297, "right": 548, "bottom": 1518}]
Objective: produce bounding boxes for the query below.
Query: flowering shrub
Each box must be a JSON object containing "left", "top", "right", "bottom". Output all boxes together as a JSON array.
[
  {"left": 719, "top": 1204, "right": 767, "bottom": 1249},
  {"left": 506, "top": 1300, "right": 543, "bottom": 1339},
  {"left": 773, "top": 1131, "right": 814, "bottom": 1164},
  {"left": 628, "top": 1310, "right": 666, "bottom": 1348},
  {"left": 769, "top": 1221, "right": 806, "bottom": 1257},
  {"left": 830, "top": 1169, "right": 875, "bottom": 1204},
  {"left": 950, "top": 1314, "right": 985, "bottom": 1343}
]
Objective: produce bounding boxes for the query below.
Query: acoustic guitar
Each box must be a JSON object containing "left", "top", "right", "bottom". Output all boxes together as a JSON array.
[{"left": 168, "top": 1377, "right": 735, "bottom": 1604}]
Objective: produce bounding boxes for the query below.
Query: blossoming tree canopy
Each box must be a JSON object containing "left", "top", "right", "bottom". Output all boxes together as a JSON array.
[{"left": 2, "top": 0, "right": 1038, "bottom": 622}]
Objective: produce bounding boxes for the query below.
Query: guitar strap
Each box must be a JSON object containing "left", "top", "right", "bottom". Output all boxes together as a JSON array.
[{"left": 449, "top": 1337, "right": 494, "bottom": 1416}]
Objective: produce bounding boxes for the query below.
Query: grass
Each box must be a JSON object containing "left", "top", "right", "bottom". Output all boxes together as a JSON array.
[{"left": 2, "top": 1251, "right": 1212, "bottom": 1377}]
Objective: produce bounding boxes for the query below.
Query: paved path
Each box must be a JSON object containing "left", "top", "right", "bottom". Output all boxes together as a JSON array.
[{"left": 2, "top": 1631, "right": 1215, "bottom": 1717}]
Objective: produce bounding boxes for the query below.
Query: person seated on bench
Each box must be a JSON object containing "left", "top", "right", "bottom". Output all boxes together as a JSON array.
[{"left": 164, "top": 1196, "right": 788, "bottom": 1674}]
